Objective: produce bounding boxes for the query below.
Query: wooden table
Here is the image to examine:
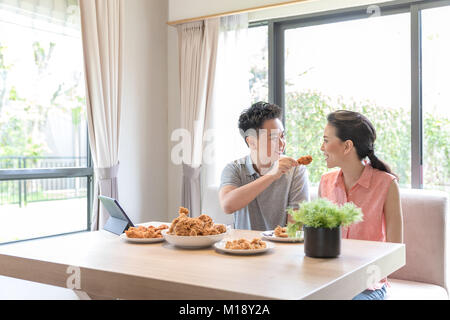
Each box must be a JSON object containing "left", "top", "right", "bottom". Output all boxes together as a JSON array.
[{"left": 0, "top": 223, "right": 405, "bottom": 300}]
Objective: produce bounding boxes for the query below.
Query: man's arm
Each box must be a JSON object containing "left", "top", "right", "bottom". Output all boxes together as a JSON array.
[
  {"left": 219, "top": 157, "right": 298, "bottom": 214},
  {"left": 219, "top": 175, "right": 279, "bottom": 214}
]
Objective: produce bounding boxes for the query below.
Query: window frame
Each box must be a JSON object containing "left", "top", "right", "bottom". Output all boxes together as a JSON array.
[
  {"left": 0, "top": 133, "right": 94, "bottom": 244},
  {"left": 251, "top": 0, "right": 450, "bottom": 189},
  {"left": 0, "top": 2, "right": 93, "bottom": 243}
]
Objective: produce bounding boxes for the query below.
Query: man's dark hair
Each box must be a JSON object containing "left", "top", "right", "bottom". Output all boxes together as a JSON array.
[{"left": 238, "top": 101, "right": 282, "bottom": 146}]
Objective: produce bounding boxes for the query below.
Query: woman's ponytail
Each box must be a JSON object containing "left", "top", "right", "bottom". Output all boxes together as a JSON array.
[
  {"left": 367, "top": 151, "right": 398, "bottom": 180},
  {"left": 327, "top": 110, "right": 399, "bottom": 181}
]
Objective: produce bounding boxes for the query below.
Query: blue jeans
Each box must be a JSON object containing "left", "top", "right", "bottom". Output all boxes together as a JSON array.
[{"left": 352, "top": 285, "right": 387, "bottom": 300}]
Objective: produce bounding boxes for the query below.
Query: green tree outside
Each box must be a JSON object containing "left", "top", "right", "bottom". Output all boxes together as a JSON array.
[{"left": 284, "top": 90, "right": 449, "bottom": 194}]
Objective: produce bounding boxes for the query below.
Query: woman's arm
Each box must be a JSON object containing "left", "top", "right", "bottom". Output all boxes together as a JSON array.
[{"left": 384, "top": 179, "right": 403, "bottom": 243}]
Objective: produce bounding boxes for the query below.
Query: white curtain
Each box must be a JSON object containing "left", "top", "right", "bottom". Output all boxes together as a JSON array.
[
  {"left": 177, "top": 18, "right": 220, "bottom": 217},
  {"left": 202, "top": 14, "right": 250, "bottom": 190},
  {"left": 79, "top": 0, "right": 123, "bottom": 230}
]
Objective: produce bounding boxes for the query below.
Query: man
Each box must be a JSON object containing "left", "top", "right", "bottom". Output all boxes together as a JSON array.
[{"left": 219, "top": 101, "right": 310, "bottom": 230}]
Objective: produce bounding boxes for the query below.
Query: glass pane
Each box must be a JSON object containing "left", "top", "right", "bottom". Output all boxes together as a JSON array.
[
  {"left": 422, "top": 6, "right": 450, "bottom": 195},
  {"left": 0, "top": 177, "right": 88, "bottom": 243},
  {"left": 0, "top": 1, "right": 87, "bottom": 169},
  {"left": 248, "top": 25, "right": 269, "bottom": 104},
  {"left": 284, "top": 13, "right": 411, "bottom": 186}
]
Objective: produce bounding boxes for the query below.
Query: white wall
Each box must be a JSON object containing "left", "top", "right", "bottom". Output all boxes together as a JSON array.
[
  {"left": 169, "top": 0, "right": 296, "bottom": 22},
  {"left": 169, "top": 0, "right": 392, "bottom": 23},
  {"left": 118, "top": 0, "right": 168, "bottom": 224},
  {"left": 167, "top": 26, "right": 183, "bottom": 221}
]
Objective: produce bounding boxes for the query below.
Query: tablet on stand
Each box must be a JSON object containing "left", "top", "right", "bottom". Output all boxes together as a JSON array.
[{"left": 98, "top": 195, "right": 135, "bottom": 235}]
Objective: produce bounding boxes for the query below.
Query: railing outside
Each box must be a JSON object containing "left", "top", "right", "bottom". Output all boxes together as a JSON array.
[{"left": 0, "top": 156, "right": 88, "bottom": 207}]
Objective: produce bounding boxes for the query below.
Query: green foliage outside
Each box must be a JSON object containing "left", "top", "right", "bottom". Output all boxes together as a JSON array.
[
  {"left": 287, "top": 198, "right": 363, "bottom": 234},
  {"left": 248, "top": 25, "right": 449, "bottom": 194},
  {"left": 0, "top": 42, "right": 86, "bottom": 162},
  {"left": 0, "top": 41, "right": 86, "bottom": 205},
  {"left": 284, "top": 90, "right": 450, "bottom": 192}
]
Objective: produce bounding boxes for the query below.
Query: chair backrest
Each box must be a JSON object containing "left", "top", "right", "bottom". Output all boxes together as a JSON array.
[
  {"left": 389, "top": 188, "right": 448, "bottom": 291},
  {"left": 311, "top": 185, "right": 449, "bottom": 291},
  {"left": 202, "top": 185, "right": 234, "bottom": 225}
]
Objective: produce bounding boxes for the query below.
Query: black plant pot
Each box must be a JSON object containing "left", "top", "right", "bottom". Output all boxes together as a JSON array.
[{"left": 304, "top": 226, "right": 341, "bottom": 258}]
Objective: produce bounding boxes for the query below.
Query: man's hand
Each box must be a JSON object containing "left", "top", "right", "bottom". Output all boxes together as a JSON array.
[{"left": 267, "top": 156, "right": 299, "bottom": 179}]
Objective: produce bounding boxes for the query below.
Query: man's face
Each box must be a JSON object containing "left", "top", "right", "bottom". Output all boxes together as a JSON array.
[{"left": 247, "top": 118, "right": 286, "bottom": 166}]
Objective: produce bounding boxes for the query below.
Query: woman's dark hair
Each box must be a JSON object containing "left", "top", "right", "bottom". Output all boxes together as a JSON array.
[
  {"left": 327, "top": 110, "right": 398, "bottom": 179},
  {"left": 238, "top": 101, "right": 282, "bottom": 146}
]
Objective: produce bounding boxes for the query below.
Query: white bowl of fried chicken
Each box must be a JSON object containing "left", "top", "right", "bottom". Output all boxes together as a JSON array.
[{"left": 162, "top": 207, "right": 228, "bottom": 248}]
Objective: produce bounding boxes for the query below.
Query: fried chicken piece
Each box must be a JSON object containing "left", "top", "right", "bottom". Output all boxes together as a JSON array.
[
  {"left": 274, "top": 225, "right": 288, "bottom": 238},
  {"left": 198, "top": 214, "right": 213, "bottom": 228},
  {"left": 125, "top": 224, "right": 169, "bottom": 239},
  {"left": 214, "top": 224, "right": 227, "bottom": 234},
  {"left": 251, "top": 238, "right": 267, "bottom": 249},
  {"left": 169, "top": 214, "right": 190, "bottom": 234},
  {"left": 172, "top": 217, "right": 195, "bottom": 236},
  {"left": 125, "top": 229, "right": 144, "bottom": 238},
  {"left": 179, "top": 207, "right": 190, "bottom": 216},
  {"left": 168, "top": 217, "right": 180, "bottom": 233},
  {"left": 168, "top": 207, "right": 227, "bottom": 236},
  {"left": 297, "top": 155, "right": 313, "bottom": 165},
  {"left": 207, "top": 228, "right": 220, "bottom": 235}
]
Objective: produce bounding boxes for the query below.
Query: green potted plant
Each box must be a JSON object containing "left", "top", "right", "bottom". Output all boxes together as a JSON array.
[{"left": 287, "top": 198, "right": 363, "bottom": 258}]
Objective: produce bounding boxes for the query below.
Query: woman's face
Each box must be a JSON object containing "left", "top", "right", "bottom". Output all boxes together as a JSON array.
[{"left": 320, "top": 123, "right": 346, "bottom": 168}]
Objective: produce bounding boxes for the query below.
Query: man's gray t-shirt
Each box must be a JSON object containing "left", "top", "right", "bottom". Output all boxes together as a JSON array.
[{"left": 219, "top": 155, "right": 310, "bottom": 231}]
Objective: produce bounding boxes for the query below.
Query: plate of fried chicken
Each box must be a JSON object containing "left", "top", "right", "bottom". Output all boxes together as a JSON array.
[
  {"left": 162, "top": 207, "right": 229, "bottom": 248},
  {"left": 214, "top": 238, "right": 274, "bottom": 255},
  {"left": 261, "top": 225, "right": 304, "bottom": 243},
  {"left": 120, "top": 224, "right": 170, "bottom": 243}
]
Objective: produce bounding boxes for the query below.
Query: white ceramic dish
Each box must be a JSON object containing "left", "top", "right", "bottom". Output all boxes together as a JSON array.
[
  {"left": 161, "top": 228, "right": 228, "bottom": 248},
  {"left": 119, "top": 233, "right": 166, "bottom": 243},
  {"left": 214, "top": 240, "right": 275, "bottom": 255},
  {"left": 261, "top": 230, "right": 304, "bottom": 243}
]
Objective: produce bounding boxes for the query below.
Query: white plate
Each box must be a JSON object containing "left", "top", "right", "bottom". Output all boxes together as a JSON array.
[
  {"left": 161, "top": 228, "right": 229, "bottom": 248},
  {"left": 261, "top": 230, "right": 304, "bottom": 243},
  {"left": 119, "top": 233, "right": 165, "bottom": 243},
  {"left": 214, "top": 240, "right": 275, "bottom": 255}
]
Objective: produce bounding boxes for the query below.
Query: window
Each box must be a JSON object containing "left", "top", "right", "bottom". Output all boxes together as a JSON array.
[
  {"left": 0, "top": 0, "right": 92, "bottom": 244},
  {"left": 258, "top": 0, "right": 450, "bottom": 195},
  {"left": 248, "top": 24, "right": 269, "bottom": 104},
  {"left": 422, "top": 5, "right": 450, "bottom": 194},
  {"left": 284, "top": 12, "right": 411, "bottom": 186}
]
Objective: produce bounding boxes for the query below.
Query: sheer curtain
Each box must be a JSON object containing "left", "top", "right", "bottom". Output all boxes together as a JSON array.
[
  {"left": 177, "top": 19, "right": 220, "bottom": 217},
  {"left": 201, "top": 14, "right": 250, "bottom": 222}
]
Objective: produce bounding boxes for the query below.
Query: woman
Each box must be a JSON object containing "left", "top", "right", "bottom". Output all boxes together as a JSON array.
[{"left": 319, "top": 110, "right": 403, "bottom": 300}]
